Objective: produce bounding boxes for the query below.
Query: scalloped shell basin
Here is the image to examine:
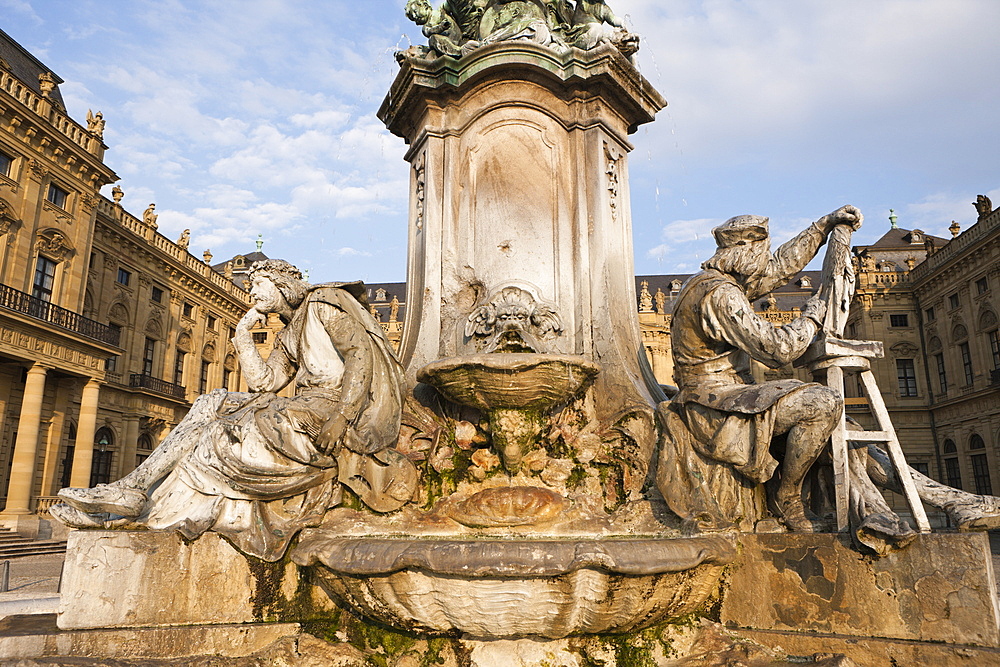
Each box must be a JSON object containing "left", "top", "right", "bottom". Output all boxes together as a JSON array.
[
  {"left": 292, "top": 535, "right": 735, "bottom": 639},
  {"left": 416, "top": 353, "right": 601, "bottom": 411}
]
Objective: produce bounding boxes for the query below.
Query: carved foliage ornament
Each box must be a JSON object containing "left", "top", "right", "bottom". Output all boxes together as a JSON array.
[
  {"left": 890, "top": 341, "right": 919, "bottom": 357},
  {"left": 604, "top": 142, "right": 622, "bottom": 223},
  {"left": 0, "top": 197, "right": 19, "bottom": 236},
  {"left": 35, "top": 228, "right": 74, "bottom": 262},
  {"left": 466, "top": 286, "right": 562, "bottom": 353},
  {"left": 414, "top": 151, "right": 426, "bottom": 231}
]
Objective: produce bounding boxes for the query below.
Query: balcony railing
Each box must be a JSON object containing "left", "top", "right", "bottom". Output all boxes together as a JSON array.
[
  {"left": 129, "top": 373, "right": 187, "bottom": 400},
  {"left": 0, "top": 283, "right": 121, "bottom": 346}
]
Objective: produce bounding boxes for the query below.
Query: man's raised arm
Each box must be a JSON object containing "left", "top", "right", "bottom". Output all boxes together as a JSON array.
[{"left": 754, "top": 205, "right": 863, "bottom": 298}]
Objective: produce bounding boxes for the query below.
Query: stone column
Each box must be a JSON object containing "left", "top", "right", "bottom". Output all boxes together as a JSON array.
[
  {"left": 2, "top": 364, "right": 49, "bottom": 515},
  {"left": 118, "top": 415, "right": 140, "bottom": 479},
  {"left": 69, "top": 378, "right": 101, "bottom": 488}
]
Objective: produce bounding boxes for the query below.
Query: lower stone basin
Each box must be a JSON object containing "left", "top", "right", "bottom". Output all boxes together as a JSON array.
[{"left": 291, "top": 534, "right": 735, "bottom": 639}]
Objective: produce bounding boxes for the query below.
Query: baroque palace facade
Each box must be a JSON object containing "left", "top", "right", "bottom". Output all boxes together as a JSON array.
[
  {"left": 0, "top": 29, "right": 996, "bottom": 531},
  {"left": 0, "top": 30, "right": 251, "bottom": 534}
]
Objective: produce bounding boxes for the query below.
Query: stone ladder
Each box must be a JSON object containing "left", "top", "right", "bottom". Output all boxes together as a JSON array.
[{"left": 0, "top": 527, "right": 67, "bottom": 559}]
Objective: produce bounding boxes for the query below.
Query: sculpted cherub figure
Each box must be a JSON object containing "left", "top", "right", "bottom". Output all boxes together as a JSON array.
[
  {"left": 569, "top": 0, "right": 639, "bottom": 56},
  {"left": 405, "top": 0, "right": 481, "bottom": 58}
]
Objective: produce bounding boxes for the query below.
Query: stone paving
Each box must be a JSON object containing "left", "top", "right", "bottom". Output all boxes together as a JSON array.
[{"left": 0, "top": 554, "right": 63, "bottom": 599}]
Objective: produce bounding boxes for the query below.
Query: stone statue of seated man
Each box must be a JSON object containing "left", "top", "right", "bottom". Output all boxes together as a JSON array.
[
  {"left": 52, "top": 260, "right": 416, "bottom": 561},
  {"left": 656, "top": 208, "right": 1000, "bottom": 552}
]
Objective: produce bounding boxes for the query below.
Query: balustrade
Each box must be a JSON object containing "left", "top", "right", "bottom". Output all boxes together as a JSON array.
[{"left": 0, "top": 283, "right": 121, "bottom": 345}]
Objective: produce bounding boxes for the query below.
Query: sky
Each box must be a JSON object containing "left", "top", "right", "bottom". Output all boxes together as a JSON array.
[{"left": 3, "top": 0, "right": 999, "bottom": 283}]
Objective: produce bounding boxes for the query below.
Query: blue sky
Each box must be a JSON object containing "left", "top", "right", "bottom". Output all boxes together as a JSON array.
[{"left": 4, "top": 0, "right": 999, "bottom": 283}]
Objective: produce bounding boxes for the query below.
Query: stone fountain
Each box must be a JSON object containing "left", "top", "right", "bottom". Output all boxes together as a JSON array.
[
  {"left": 287, "top": 29, "right": 737, "bottom": 641},
  {"left": 21, "top": 3, "right": 1000, "bottom": 666}
]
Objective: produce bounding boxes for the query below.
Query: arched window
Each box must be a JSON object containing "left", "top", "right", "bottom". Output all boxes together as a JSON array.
[
  {"left": 942, "top": 439, "right": 961, "bottom": 489},
  {"left": 969, "top": 435, "right": 992, "bottom": 495},
  {"left": 90, "top": 427, "right": 114, "bottom": 487}
]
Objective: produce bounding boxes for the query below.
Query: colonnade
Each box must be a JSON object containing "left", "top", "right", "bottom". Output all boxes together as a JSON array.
[{"left": 0, "top": 363, "right": 102, "bottom": 516}]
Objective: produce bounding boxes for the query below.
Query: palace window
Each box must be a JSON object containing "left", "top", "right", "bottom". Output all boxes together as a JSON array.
[
  {"left": 949, "top": 293, "right": 960, "bottom": 310},
  {"left": 151, "top": 285, "right": 164, "bottom": 303},
  {"left": 990, "top": 330, "right": 1000, "bottom": 370},
  {"left": 32, "top": 255, "right": 57, "bottom": 302},
  {"left": 46, "top": 183, "right": 69, "bottom": 209},
  {"left": 960, "top": 342, "right": 974, "bottom": 385},
  {"left": 970, "top": 451, "right": 992, "bottom": 496},
  {"left": 924, "top": 307, "right": 935, "bottom": 322},
  {"left": 942, "top": 440, "right": 961, "bottom": 489},
  {"left": 0, "top": 150, "right": 12, "bottom": 177},
  {"left": 935, "top": 353, "right": 947, "bottom": 394},
  {"left": 173, "top": 351, "right": 186, "bottom": 385},
  {"left": 182, "top": 302, "right": 193, "bottom": 318},
  {"left": 143, "top": 337, "right": 156, "bottom": 376},
  {"left": 116, "top": 267, "right": 131, "bottom": 286},
  {"left": 252, "top": 331, "right": 268, "bottom": 344},
  {"left": 977, "top": 277, "right": 990, "bottom": 295},
  {"left": 896, "top": 359, "right": 918, "bottom": 397},
  {"left": 222, "top": 367, "right": 232, "bottom": 391},
  {"left": 207, "top": 313, "right": 217, "bottom": 330},
  {"left": 199, "top": 360, "right": 210, "bottom": 393},
  {"left": 889, "top": 314, "right": 909, "bottom": 328},
  {"left": 90, "top": 428, "right": 114, "bottom": 487}
]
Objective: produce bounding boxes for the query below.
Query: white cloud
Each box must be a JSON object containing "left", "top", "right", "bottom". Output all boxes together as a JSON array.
[
  {"left": 900, "top": 187, "right": 1000, "bottom": 238},
  {"left": 334, "top": 247, "right": 372, "bottom": 257},
  {"left": 0, "top": 0, "right": 41, "bottom": 24}
]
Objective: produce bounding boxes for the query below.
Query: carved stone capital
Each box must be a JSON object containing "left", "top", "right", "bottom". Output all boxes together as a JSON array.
[
  {"left": 80, "top": 193, "right": 98, "bottom": 213},
  {"left": 27, "top": 159, "right": 46, "bottom": 182}
]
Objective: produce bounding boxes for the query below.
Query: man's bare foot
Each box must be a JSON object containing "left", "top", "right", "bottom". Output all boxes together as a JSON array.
[{"left": 58, "top": 484, "right": 147, "bottom": 516}]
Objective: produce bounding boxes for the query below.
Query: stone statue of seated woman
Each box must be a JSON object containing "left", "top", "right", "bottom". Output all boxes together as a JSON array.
[{"left": 52, "top": 260, "right": 417, "bottom": 561}]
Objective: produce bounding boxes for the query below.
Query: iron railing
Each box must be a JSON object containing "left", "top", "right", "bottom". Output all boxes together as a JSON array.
[
  {"left": 0, "top": 283, "right": 121, "bottom": 346},
  {"left": 129, "top": 373, "right": 187, "bottom": 400}
]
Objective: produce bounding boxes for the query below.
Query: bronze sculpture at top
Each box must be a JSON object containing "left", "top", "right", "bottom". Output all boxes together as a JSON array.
[{"left": 402, "top": 0, "right": 640, "bottom": 60}]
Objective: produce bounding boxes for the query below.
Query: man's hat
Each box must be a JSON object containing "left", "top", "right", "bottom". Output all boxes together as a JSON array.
[{"left": 712, "top": 215, "right": 769, "bottom": 248}]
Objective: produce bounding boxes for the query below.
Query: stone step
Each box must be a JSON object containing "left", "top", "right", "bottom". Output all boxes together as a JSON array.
[{"left": 0, "top": 541, "right": 67, "bottom": 559}]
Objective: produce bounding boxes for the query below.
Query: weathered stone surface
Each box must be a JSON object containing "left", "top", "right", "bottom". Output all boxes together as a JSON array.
[
  {"left": 721, "top": 532, "right": 1000, "bottom": 646},
  {"left": 733, "top": 628, "right": 1000, "bottom": 667},
  {"left": 58, "top": 530, "right": 257, "bottom": 629},
  {"left": 57, "top": 530, "right": 334, "bottom": 630},
  {"left": 0, "top": 614, "right": 303, "bottom": 662}
]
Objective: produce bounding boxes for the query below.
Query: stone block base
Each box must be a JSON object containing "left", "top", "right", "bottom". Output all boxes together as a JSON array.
[
  {"left": 57, "top": 530, "right": 334, "bottom": 630},
  {"left": 721, "top": 532, "right": 1000, "bottom": 646},
  {"left": 0, "top": 615, "right": 306, "bottom": 662},
  {"left": 733, "top": 628, "right": 1000, "bottom": 667}
]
